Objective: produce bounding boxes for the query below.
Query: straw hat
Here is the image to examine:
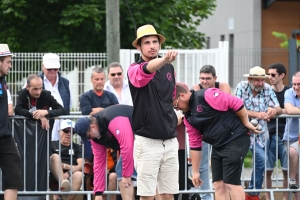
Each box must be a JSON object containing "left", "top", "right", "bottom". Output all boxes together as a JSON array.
[
  {"left": 0, "top": 44, "right": 13, "bottom": 57},
  {"left": 132, "top": 24, "right": 166, "bottom": 48},
  {"left": 243, "top": 66, "right": 268, "bottom": 79}
]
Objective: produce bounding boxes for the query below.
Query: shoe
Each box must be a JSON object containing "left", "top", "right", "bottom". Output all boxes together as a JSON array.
[
  {"left": 60, "top": 179, "right": 71, "bottom": 191},
  {"left": 289, "top": 178, "right": 299, "bottom": 193},
  {"left": 245, "top": 193, "right": 260, "bottom": 200}
]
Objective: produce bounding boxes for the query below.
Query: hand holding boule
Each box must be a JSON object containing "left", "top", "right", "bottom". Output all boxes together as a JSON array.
[
  {"left": 257, "top": 124, "right": 262, "bottom": 131},
  {"left": 250, "top": 119, "right": 258, "bottom": 126}
]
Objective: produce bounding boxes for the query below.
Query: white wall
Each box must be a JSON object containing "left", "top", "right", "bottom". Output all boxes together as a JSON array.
[{"left": 197, "top": 0, "right": 262, "bottom": 49}]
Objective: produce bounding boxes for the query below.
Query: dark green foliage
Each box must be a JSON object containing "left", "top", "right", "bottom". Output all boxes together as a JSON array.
[{"left": 0, "top": 0, "right": 216, "bottom": 52}]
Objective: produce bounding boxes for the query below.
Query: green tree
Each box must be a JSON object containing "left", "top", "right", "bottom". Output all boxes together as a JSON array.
[{"left": 0, "top": 0, "right": 216, "bottom": 52}]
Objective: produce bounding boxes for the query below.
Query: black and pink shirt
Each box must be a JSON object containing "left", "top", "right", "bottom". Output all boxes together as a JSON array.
[
  {"left": 91, "top": 105, "right": 134, "bottom": 195},
  {"left": 184, "top": 88, "right": 249, "bottom": 150},
  {"left": 127, "top": 58, "right": 177, "bottom": 140}
]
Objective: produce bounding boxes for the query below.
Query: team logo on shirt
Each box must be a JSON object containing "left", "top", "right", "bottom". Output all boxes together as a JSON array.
[
  {"left": 196, "top": 105, "right": 203, "bottom": 112},
  {"left": 166, "top": 72, "right": 172, "bottom": 81}
]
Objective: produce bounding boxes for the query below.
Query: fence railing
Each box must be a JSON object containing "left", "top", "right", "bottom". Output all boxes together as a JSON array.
[
  {"left": 6, "top": 46, "right": 289, "bottom": 112},
  {"left": 1, "top": 114, "right": 300, "bottom": 200}
]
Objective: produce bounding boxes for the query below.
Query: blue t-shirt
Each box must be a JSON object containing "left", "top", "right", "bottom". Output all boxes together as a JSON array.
[
  {"left": 79, "top": 90, "right": 119, "bottom": 159},
  {"left": 283, "top": 88, "right": 300, "bottom": 141}
]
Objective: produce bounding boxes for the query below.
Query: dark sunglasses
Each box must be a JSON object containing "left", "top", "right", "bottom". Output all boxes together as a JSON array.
[
  {"left": 47, "top": 68, "right": 59, "bottom": 71},
  {"left": 249, "top": 74, "right": 266, "bottom": 76},
  {"left": 110, "top": 72, "right": 122, "bottom": 77},
  {"left": 267, "top": 73, "right": 277, "bottom": 77},
  {"left": 62, "top": 129, "right": 73, "bottom": 134}
]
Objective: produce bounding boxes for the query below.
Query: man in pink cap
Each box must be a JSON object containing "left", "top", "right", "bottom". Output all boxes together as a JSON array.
[{"left": 0, "top": 44, "right": 22, "bottom": 199}]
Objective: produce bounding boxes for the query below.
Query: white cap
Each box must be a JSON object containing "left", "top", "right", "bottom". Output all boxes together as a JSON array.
[
  {"left": 60, "top": 119, "right": 75, "bottom": 130},
  {"left": 43, "top": 53, "right": 60, "bottom": 69}
]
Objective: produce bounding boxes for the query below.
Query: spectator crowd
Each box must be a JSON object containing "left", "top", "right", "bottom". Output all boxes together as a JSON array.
[{"left": 1, "top": 24, "right": 299, "bottom": 200}]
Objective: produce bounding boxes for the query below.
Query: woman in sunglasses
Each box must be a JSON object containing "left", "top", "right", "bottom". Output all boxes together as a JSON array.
[{"left": 75, "top": 104, "right": 136, "bottom": 200}]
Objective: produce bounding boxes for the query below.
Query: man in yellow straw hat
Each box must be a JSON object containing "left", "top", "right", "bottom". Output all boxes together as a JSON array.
[
  {"left": 235, "top": 66, "right": 282, "bottom": 200},
  {"left": 128, "top": 24, "right": 179, "bottom": 199}
]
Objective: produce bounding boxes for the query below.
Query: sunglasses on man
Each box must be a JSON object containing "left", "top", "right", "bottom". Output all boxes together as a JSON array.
[
  {"left": 62, "top": 129, "right": 73, "bottom": 134},
  {"left": 110, "top": 72, "right": 122, "bottom": 77},
  {"left": 47, "top": 68, "right": 59, "bottom": 71},
  {"left": 267, "top": 73, "right": 277, "bottom": 77}
]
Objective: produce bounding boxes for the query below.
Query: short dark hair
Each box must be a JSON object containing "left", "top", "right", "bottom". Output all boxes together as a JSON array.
[
  {"left": 91, "top": 67, "right": 105, "bottom": 78},
  {"left": 27, "top": 74, "right": 41, "bottom": 86},
  {"left": 268, "top": 63, "right": 286, "bottom": 79},
  {"left": 107, "top": 62, "right": 123, "bottom": 74},
  {"left": 199, "top": 65, "right": 216, "bottom": 77},
  {"left": 175, "top": 84, "right": 188, "bottom": 100},
  {"left": 137, "top": 35, "right": 160, "bottom": 47}
]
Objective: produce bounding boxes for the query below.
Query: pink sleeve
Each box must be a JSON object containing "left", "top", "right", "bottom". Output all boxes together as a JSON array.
[
  {"left": 91, "top": 140, "right": 107, "bottom": 194},
  {"left": 204, "top": 88, "right": 244, "bottom": 111},
  {"left": 183, "top": 117, "right": 202, "bottom": 149},
  {"left": 173, "top": 81, "right": 176, "bottom": 100},
  {"left": 127, "top": 62, "right": 156, "bottom": 88},
  {"left": 108, "top": 117, "right": 134, "bottom": 178}
]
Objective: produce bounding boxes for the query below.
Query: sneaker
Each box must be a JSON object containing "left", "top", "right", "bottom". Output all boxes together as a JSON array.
[
  {"left": 60, "top": 179, "right": 71, "bottom": 191},
  {"left": 289, "top": 178, "right": 299, "bottom": 193}
]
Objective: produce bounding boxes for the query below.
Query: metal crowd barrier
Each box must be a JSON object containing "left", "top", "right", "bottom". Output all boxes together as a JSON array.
[{"left": 0, "top": 114, "right": 299, "bottom": 200}]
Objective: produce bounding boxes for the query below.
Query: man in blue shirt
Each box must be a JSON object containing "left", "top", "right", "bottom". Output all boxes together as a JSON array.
[
  {"left": 80, "top": 66, "right": 118, "bottom": 160},
  {"left": 283, "top": 71, "right": 300, "bottom": 198},
  {"left": 79, "top": 66, "right": 118, "bottom": 199}
]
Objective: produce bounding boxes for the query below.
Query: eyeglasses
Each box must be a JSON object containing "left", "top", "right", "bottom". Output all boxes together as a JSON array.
[
  {"left": 292, "top": 83, "right": 300, "bottom": 87},
  {"left": 200, "top": 77, "right": 212, "bottom": 81},
  {"left": 249, "top": 74, "right": 266, "bottom": 76},
  {"left": 268, "top": 73, "right": 277, "bottom": 77},
  {"left": 47, "top": 68, "right": 59, "bottom": 71},
  {"left": 110, "top": 72, "right": 122, "bottom": 77},
  {"left": 0, "top": 83, "right": 2, "bottom": 97},
  {"left": 62, "top": 129, "right": 73, "bottom": 134},
  {"left": 173, "top": 97, "right": 180, "bottom": 109}
]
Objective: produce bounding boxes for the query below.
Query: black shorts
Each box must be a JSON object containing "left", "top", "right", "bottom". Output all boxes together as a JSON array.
[
  {"left": 211, "top": 133, "right": 250, "bottom": 185},
  {"left": 0, "top": 136, "right": 22, "bottom": 190}
]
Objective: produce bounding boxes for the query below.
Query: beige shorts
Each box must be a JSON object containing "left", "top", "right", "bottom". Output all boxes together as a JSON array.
[{"left": 134, "top": 135, "right": 179, "bottom": 196}]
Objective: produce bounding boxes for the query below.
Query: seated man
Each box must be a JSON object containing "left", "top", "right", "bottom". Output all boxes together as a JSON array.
[
  {"left": 49, "top": 119, "right": 83, "bottom": 200},
  {"left": 15, "top": 74, "right": 67, "bottom": 129},
  {"left": 14, "top": 74, "right": 67, "bottom": 193}
]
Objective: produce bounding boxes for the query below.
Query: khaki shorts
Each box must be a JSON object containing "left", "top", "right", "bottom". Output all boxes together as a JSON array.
[{"left": 134, "top": 135, "right": 179, "bottom": 196}]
